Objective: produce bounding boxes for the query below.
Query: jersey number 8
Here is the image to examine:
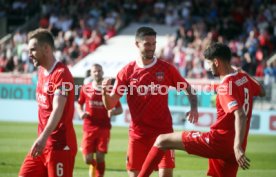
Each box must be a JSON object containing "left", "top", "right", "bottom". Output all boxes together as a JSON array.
[{"left": 243, "top": 88, "right": 249, "bottom": 116}]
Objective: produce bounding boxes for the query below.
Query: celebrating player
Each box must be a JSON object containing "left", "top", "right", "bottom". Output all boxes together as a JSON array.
[
  {"left": 138, "top": 43, "right": 266, "bottom": 177},
  {"left": 19, "top": 28, "right": 77, "bottom": 177},
  {"left": 102, "top": 26, "right": 198, "bottom": 177},
  {"left": 76, "top": 64, "right": 123, "bottom": 177}
]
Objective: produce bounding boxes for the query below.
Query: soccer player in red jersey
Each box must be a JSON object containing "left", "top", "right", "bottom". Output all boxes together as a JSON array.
[
  {"left": 102, "top": 26, "right": 198, "bottom": 177},
  {"left": 19, "top": 28, "right": 77, "bottom": 177},
  {"left": 76, "top": 64, "right": 123, "bottom": 177},
  {"left": 137, "top": 43, "right": 266, "bottom": 177}
]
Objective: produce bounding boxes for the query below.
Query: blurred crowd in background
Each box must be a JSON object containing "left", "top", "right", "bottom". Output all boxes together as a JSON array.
[{"left": 0, "top": 0, "right": 276, "bottom": 86}]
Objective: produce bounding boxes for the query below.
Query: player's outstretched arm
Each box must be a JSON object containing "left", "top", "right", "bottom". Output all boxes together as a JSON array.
[
  {"left": 234, "top": 108, "right": 250, "bottom": 170},
  {"left": 102, "top": 78, "right": 121, "bottom": 110},
  {"left": 76, "top": 102, "right": 90, "bottom": 119},
  {"left": 108, "top": 104, "right": 123, "bottom": 117},
  {"left": 31, "top": 91, "right": 67, "bottom": 158},
  {"left": 185, "top": 84, "right": 198, "bottom": 124}
]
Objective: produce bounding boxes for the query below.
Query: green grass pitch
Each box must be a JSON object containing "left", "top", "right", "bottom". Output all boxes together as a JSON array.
[{"left": 0, "top": 121, "right": 275, "bottom": 177}]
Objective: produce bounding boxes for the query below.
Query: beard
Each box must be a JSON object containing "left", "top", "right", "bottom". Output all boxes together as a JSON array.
[
  {"left": 32, "top": 58, "right": 40, "bottom": 67},
  {"left": 94, "top": 77, "right": 103, "bottom": 83},
  {"left": 210, "top": 66, "right": 219, "bottom": 77},
  {"left": 142, "top": 51, "right": 155, "bottom": 60}
]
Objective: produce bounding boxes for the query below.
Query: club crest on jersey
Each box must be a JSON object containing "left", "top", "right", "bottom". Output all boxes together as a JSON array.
[
  {"left": 156, "top": 72, "right": 164, "bottom": 81},
  {"left": 43, "top": 82, "right": 55, "bottom": 94}
]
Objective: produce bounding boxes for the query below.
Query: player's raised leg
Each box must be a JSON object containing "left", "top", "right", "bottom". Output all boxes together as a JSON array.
[{"left": 138, "top": 132, "right": 184, "bottom": 177}]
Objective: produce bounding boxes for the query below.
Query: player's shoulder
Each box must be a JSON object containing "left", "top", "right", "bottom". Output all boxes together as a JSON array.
[
  {"left": 52, "top": 62, "right": 73, "bottom": 81},
  {"left": 120, "top": 60, "right": 136, "bottom": 73},
  {"left": 54, "top": 62, "right": 66, "bottom": 72},
  {"left": 81, "top": 82, "right": 93, "bottom": 92},
  {"left": 126, "top": 60, "right": 136, "bottom": 68},
  {"left": 53, "top": 62, "right": 71, "bottom": 75},
  {"left": 157, "top": 58, "right": 170, "bottom": 65},
  {"left": 156, "top": 59, "right": 175, "bottom": 71},
  {"left": 221, "top": 72, "right": 240, "bottom": 82},
  {"left": 221, "top": 72, "right": 251, "bottom": 87}
]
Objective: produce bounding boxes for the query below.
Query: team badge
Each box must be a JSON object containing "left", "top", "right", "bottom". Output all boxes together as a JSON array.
[
  {"left": 43, "top": 82, "right": 56, "bottom": 95},
  {"left": 156, "top": 72, "right": 164, "bottom": 81}
]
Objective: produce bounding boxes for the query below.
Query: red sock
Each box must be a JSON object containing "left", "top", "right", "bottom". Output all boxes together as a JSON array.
[
  {"left": 138, "top": 146, "right": 165, "bottom": 177},
  {"left": 91, "top": 159, "right": 96, "bottom": 166},
  {"left": 96, "top": 161, "right": 105, "bottom": 177}
]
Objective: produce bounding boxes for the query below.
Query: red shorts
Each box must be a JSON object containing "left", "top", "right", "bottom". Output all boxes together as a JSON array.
[
  {"left": 127, "top": 136, "right": 175, "bottom": 171},
  {"left": 81, "top": 129, "right": 110, "bottom": 155},
  {"left": 182, "top": 131, "right": 238, "bottom": 177},
  {"left": 19, "top": 148, "right": 76, "bottom": 177}
]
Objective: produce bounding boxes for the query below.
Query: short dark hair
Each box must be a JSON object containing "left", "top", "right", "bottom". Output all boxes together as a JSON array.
[
  {"left": 110, "top": 78, "right": 116, "bottom": 85},
  {"left": 92, "top": 63, "right": 102, "bottom": 69},
  {"left": 28, "top": 28, "right": 55, "bottom": 49},
  {"left": 203, "top": 43, "right": 232, "bottom": 62},
  {"left": 135, "top": 26, "right": 157, "bottom": 41}
]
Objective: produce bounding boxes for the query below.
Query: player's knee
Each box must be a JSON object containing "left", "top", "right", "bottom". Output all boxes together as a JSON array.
[
  {"left": 96, "top": 153, "right": 105, "bottom": 163},
  {"left": 154, "top": 134, "right": 168, "bottom": 150},
  {"left": 84, "top": 156, "right": 94, "bottom": 165}
]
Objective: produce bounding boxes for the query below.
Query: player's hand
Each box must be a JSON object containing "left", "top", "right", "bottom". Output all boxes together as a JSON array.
[
  {"left": 30, "top": 135, "right": 47, "bottom": 158},
  {"left": 234, "top": 145, "right": 250, "bottom": 170},
  {"left": 186, "top": 109, "right": 198, "bottom": 124},
  {"left": 81, "top": 112, "right": 90, "bottom": 119},
  {"left": 108, "top": 110, "right": 113, "bottom": 117},
  {"left": 102, "top": 78, "right": 112, "bottom": 94}
]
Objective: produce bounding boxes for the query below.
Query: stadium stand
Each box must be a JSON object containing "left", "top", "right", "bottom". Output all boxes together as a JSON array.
[{"left": 0, "top": 0, "right": 276, "bottom": 108}]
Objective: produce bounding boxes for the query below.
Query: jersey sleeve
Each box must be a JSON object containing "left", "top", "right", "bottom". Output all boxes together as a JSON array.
[
  {"left": 169, "top": 64, "right": 190, "bottom": 90},
  {"left": 53, "top": 68, "right": 73, "bottom": 97},
  {"left": 218, "top": 82, "right": 240, "bottom": 113},
  {"left": 112, "top": 67, "right": 128, "bottom": 97},
  {"left": 247, "top": 74, "right": 261, "bottom": 96},
  {"left": 77, "top": 86, "right": 85, "bottom": 105}
]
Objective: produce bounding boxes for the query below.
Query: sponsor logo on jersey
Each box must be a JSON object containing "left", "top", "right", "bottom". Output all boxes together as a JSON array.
[
  {"left": 235, "top": 76, "right": 248, "bottom": 86},
  {"left": 90, "top": 100, "right": 104, "bottom": 108},
  {"left": 227, "top": 100, "right": 238, "bottom": 110},
  {"left": 36, "top": 93, "right": 47, "bottom": 103}
]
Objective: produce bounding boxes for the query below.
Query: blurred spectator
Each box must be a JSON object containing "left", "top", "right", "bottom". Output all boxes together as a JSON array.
[
  {"left": 158, "top": 35, "right": 175, "bottom": 64},
  {"left": 264, "top": 63, "right": 276, "bottom": 84},
  {"left": 83, "top": 69, "right": 92, "bottom": 85},
  {"left": 0, "top": 0, "right": 275, "bottom": 78},
  {"left": 264, "top": 62, "right": 276, "bottom": 100},
  {"left": 255, "top": 61, "right": 265, "bottom": 78},
  {"left": 0, "top": 53, "right": 7, "bottom": 72}
]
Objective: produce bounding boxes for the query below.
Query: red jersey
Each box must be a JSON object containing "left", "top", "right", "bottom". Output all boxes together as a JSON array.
[
  {"left": 210, "top": 72, "right": 261, "bottom": 151},
  {"left": 36, "top": 61, "right": 77, "bottom": 151},
  {"left": 113, "top": 58, "right": 190, "bottom": 138},
  {"left": 78, "top": 82, "right": 121, "bottom": 131}
]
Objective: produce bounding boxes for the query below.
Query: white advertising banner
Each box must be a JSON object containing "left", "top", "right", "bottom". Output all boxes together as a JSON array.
[{"left": 0, "top": 100, "right": 276, "bottom": 135}]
